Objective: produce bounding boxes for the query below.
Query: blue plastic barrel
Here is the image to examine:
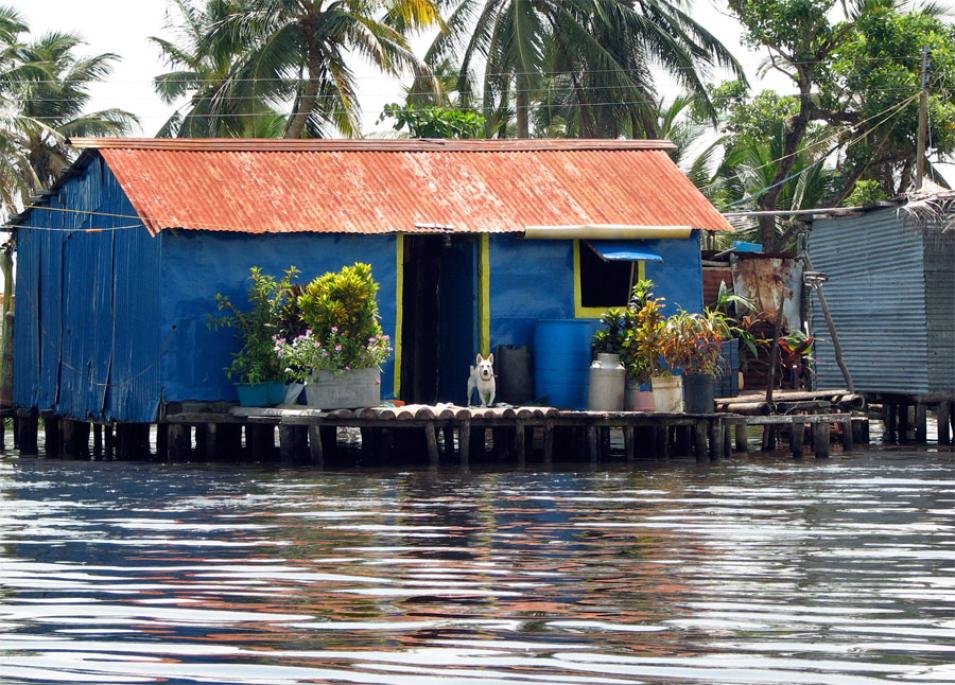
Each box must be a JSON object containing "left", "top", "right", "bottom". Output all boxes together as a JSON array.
[{"left": 534, "top": 320, "right": 596, "bottom": 409}]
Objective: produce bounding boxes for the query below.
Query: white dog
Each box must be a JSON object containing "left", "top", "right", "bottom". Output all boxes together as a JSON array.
[{"left": 467, "top": 353, "right": 496, "bottom": 407}]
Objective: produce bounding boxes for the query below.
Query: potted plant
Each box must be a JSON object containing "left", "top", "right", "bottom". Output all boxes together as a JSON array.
[
  {"left": 620, "top": 281, "right": 663, "bottom": 410},
  {"left": 659, "top": 309, "right": 733, "bottom": 413},
  {"left": 589, "top": 308, "right": 627, "bottom": 410},
  {"left": 277, "top": 263, "right": 391, "bottom": 409},
  {"left": 210, "top": 267, "right": 299, "bottom": 407}
]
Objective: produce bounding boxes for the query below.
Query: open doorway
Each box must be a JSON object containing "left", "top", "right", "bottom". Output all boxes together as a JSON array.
[{"left": 399, "top": 235, "right": 477, "bottom": 405}]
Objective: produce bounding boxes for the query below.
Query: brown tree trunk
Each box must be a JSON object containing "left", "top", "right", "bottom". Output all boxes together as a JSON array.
[
  {"left": 757, "top": 75, "right": 814, "bottom": 251},
  {"left": 515, "top": 73, "right": 529, "bottom": 138},
  {"left": 286, "top": 49, "right": 321, "bottom": 139}
]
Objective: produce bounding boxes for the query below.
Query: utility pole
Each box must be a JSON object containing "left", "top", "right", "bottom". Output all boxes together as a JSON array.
[{"left": 916, "top": 45, "right": 932, "bottom": 189}]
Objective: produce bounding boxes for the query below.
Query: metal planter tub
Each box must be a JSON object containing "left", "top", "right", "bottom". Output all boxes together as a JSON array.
[{"left": 305, "top": 368, "right": 381, "bottom": 409}]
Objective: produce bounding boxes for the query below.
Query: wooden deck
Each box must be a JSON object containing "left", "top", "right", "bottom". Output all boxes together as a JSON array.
[{"left": 7, "top": 402, "right": 869, "bottom": 465}]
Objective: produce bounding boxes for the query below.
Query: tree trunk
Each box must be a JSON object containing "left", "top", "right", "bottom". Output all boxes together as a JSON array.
[
  {"left": 757, "top": 75, "right": 814, "bottom": 251},
  {"left": 286, "top": 49, "right": 321, "bottom": 139},
  {"left": 515, "top": 73, "right": 529, "bottom": 139}
]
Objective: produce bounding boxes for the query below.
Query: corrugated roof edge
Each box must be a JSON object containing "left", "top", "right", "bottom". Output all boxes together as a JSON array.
[{"left": 67, "top": 137, "right": 677, "bottom": 152}]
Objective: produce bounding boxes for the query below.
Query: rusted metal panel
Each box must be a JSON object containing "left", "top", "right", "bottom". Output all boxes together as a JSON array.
[
  {"left": 52, "top": 138, "right": 732, "bottom": 236},
  {"left": 731, "top": 256, "right": 802, "bottom": 330}
]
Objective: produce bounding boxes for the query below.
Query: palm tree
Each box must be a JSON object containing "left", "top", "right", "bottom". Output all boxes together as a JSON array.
[
  {"left": 13, "top": 32, "right": 138, "bottom": 191},
  {"left": 428, "top": 0, "right": 743, "bottom": 138},
  {"left": 208, "top": 0, "right": 441, "bottom": 138},
  {"left": 152, "top": 0, "right": 287, "bottom": 137}
]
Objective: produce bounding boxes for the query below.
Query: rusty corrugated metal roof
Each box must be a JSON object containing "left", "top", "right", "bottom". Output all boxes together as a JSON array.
[{"left": 68, "top": 137, "right": 733, "bottom": 235}]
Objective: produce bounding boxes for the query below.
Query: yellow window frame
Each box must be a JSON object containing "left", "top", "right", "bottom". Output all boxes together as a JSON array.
[{"left": 573, "top": 239, "right": 646, "bottom": 318}]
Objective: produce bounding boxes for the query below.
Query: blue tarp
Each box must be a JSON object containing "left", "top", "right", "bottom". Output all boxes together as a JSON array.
[{"left": 586, "top": 241, "right": 664, "bottom": 262}]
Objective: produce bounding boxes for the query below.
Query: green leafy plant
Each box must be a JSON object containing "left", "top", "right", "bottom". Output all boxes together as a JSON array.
[
  {"left": 209, "top": 266, "right": 300, "bottom": 384},
  {"left": 592, "top": 308, "right": 627, "bottom": 356},
  {"left": 659, "top": 309, "right": 733, "bottom": 376},
  {"left": 622, "top": 280, "right": 667, "bottom": 383},
  {"left": 290, "top": 263, "right": 391, "bottom": 376}
]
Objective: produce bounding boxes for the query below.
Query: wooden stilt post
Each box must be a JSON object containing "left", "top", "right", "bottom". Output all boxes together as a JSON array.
[
  {"left": 915, "top": 403, "right": 927, "bottom": 444},
  {"left": 675, "top": 425, "right": 692, "bottom": 456},
  {"left": 623, "top": 426, "right": 635, "bottom": 463},
  {"left": 60, "top": 418, "right": 76, "bottom": 458},
  {"left": 586, "top": 424, "right": 599, "bottom": 465},
  {"left": 734, "top": 423, "right": 748, "bottom": 454},
  {"left": 813, "top": 422, "right": 831, "bottom": 459},
  {"left": 722, "top": 422, "right": 732, "bottom": 458},
  {"left": 693, "top": 421, "right": 708, "bottom": 462},
  {"left": 424, "top": 423, "right": 439, "bottom": 467},
  {"left": 194, "top": 424, "right": 208, "bottom": 459},
  {"left": 168, "top": 424, "right": 189, "bottom": 461},
  {"left": 898, "top": 401, "right": 910, "bottom": 442},
  {"left": 93, "top": 424, "right": 103, "bottom": 459},
  {"left": 307, "top": 425, "right": 324, "bottom": 466},
  {"left": 600, "top": 427, "right": 611, "bottom": 460},
  {"left": 204, "top": 424, "right": 217, "bottom": 460},
  {"left": 841, "top": 418, "right": 854, "bottom": 453},
  {"left": 542, "top": 421, "right": 555, "bottom": 467},
  {"left": 656, "top": 425, "right": 670, "bottom": 460},
  {"left": 104, "top": 424, "right": 114, "bottom": 459},
  {"left": 938, "top": 402, "right": 951, "bottom": 445},
  {"left": 458, "top": 421, "right": 471, "bottom": 468},
  {"left": 44, "top": 416, "right": 61, "bottom": 457},
  {"left": 17, "top": 409, "right": 38, "bottom": 456},
  {"left": 513, "top": 420, "right": 526, "bottom": 467},
  {"left": 278, "top": 425, "right": 295, "bottom": 464},
  {"left": 0, "top": 415, "right": 6, "bottom": 452},
  {"left": 790, "top": 421, "right": 804, "bottom": 458},
  {"left": 216, "top": 424, "right": 241, "bottom": 460},
  {"left": 882, "top": 403, "right": 894, "bottom": 442},
  {"left": 443, "top": 425, "right": 454, "bottom": 458},
  {"left": 709, "top": 420, "right": 723, "bottom": 461}
]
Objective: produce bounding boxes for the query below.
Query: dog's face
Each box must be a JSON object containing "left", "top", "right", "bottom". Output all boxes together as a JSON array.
[{"left": 475, "top": 353, "right": 494, "bottom": 381}]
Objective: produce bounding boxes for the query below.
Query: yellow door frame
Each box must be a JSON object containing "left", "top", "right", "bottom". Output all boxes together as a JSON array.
[{"left": 393, "top": 233, "right": 404, "bottom": 397}]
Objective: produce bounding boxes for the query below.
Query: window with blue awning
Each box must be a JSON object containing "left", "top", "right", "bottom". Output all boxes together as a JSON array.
[{"left": 585, "top": 241, "right": 664, "bottom": 263}]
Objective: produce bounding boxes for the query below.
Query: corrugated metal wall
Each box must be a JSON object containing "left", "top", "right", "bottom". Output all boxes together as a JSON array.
[
  {"left": 922, "top": 227, "right": 955, "bottom": 393},
  {"left": 158, "top": 231, "right": 398, "bottom": 403},
  {"left": 808, "top": 208, "right": 930, "bottom": 394},
  {"left": 13, "top": 155, "right": 162, "bottom": 422}
]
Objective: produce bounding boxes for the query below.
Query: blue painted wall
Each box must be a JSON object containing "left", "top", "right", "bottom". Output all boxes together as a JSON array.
[
  {"left": 487, "top": 231, "right": 703, "bottom": 349},
  {"left": 13, "top": 155, "right": 162, "bottom": 423},
  {"left": 158, "top": 231, "right": 398, "bottom": 403}
]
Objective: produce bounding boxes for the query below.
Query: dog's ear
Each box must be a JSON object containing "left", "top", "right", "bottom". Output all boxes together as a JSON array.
[
  {"left": 487, "top": 353, "right": 494, "bottom": 365},
  {"left": 475, "top": 353, "right": 483, "bottom": 364}
]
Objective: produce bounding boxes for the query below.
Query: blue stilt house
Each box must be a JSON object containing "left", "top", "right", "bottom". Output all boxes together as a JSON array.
[{"left": 9, "top": 138, "right": 731, "bottom": 422}]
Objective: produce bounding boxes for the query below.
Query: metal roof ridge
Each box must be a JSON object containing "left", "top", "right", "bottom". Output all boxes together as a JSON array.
[{"left": 67, "top": 137, "right": 677, "bottom": 152}]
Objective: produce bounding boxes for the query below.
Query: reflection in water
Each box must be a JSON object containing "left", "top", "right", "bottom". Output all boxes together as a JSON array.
[{"left": 1, "top": 450, "right": 954, "bottom": 684}]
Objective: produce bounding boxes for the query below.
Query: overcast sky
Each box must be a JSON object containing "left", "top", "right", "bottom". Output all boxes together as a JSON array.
[{"left": 12, "top": 0, "right": 782, "bottom": 137}]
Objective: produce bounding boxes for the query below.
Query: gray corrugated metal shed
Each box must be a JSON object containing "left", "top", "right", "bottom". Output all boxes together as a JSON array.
[{"left": 808, "top": 206, "right": 955, "bottom": 396}]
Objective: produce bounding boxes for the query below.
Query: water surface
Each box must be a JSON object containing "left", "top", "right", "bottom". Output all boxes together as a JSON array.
[{"left": 1, "top": 449, "right": 954, "bottom": 684}]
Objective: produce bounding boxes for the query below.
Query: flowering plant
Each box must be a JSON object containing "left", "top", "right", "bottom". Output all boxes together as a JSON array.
[{"left": 275, "top": 328, "right": 391, "bottom": 382}]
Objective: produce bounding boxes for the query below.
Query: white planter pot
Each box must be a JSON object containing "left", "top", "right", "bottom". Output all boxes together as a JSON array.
[
  {"left": 588, "top": 353, "right": 625, "bottom": 411},
  {"left": 651, "top": 374, "right": 684, "bottom": 414},
  {"left": 305, "top": 368, "right": 381, "bottom": 409}
]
